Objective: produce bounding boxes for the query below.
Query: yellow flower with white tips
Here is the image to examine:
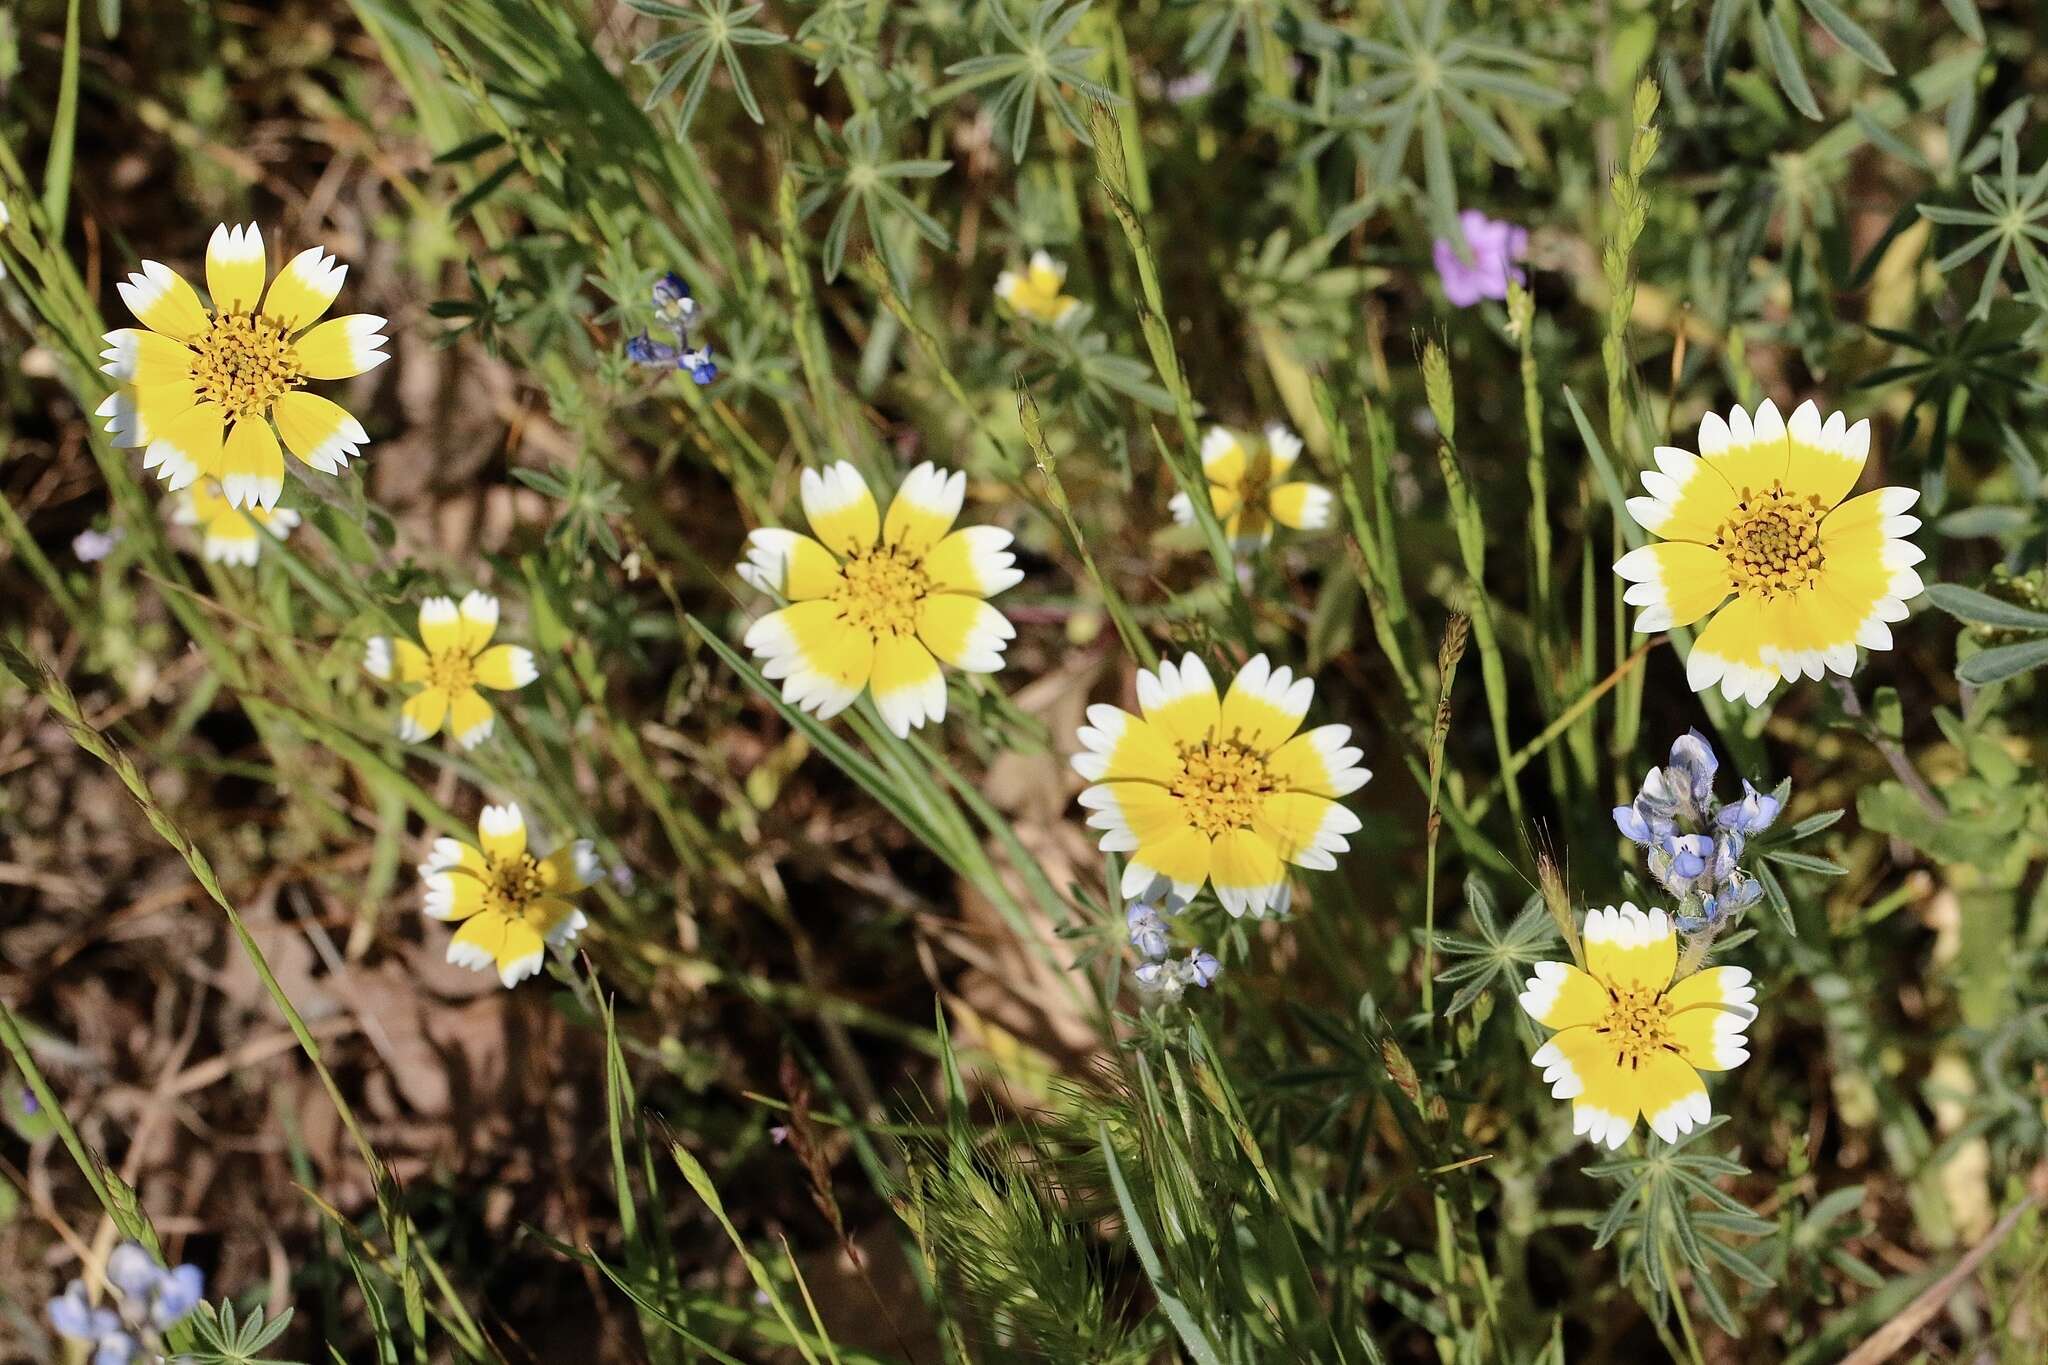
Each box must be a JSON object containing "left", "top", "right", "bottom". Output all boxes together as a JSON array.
[
  {"left": 1169, "top": 424, "right": 1335, "bottom": 550},
  {"left": 1518, "top": 904, "right": 1757, "bottom": 1149},
  {"left": 994, "top": 250, "right": 1080, "bottom": 325},
  {"left": 1614, "top": 399, "right": 1925, "bottom": 707},
  {"left": 1072, "top": 654, "right": 1370, "bottom": 917},
  {"left": 420, "top": 803, "right": 597, "bottom": 989},
  {"left": 98, "top": 222, "right": 386, "bottom": 510},
  {"left": 172, "top": 478, "right": 300, "bottom": 566},
  {"left": 363, "top": 592, "right": 538, "bottom": 749},
  {"left": 739, "top": 461, "right": 1023, "bottom": 738}
]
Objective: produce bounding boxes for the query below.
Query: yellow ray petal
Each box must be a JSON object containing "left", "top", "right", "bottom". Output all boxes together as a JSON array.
[
  {"left": 1071, "top": 705, "right": 1181, "bottom": 784},
  {"left": 392, "top": 639, "right": 430, "bottom": 683},
  {"left": 1198, "top": 426, "right": 1247, "bottom": 488},
  {"left": 1218, "top": 654, "right": 1313, "bottom": 753},
  {"left": 1120, "top": 824, "right": 1212, "bottom": 905},
  {"left": 143, "top": 401, "right": 227, "bottom": 491},
  {"left": 446, "top": 911, "right": 509, "bottom": 974},
  {"left": 399, "top": 686, "right": 449, "bottom": 742},
  {"left": 218, "top": 418, "right": 285, "bottom": 510},
  {"left": 1697, "top": 399, "right": 1791, "bottom": 500},
  {"left": 261, "top": 246, "right": 348, "bottom": 333},
  {"left": 882, "top": 462, "right": 966, "bottom": 555},
  {"left": 738, "top": 528, "right": 846, "bottom": 600},
  {"left": 923, "top": 527, "right": 1024, "bottom": 598},
  {"left": 494, "top": 919, "right": 548, "bottom": 988},
  {"left": 914, "top": 594, "right": 1013, "bottom": 673},
  {"left": 1684, "top": 594, "right": 1775, "bottom": 707},
  {"left": 478, "top": 803, "right": 527, "bottom": 863},
  {"left": 295, "top": 314, "right": 389, "bottom": 379},
  {"left": 870, "top": 632, "right": 947, "bottom": 737},
  {"left": 799, "top": 461, "right": 880, "bottom": 557},
  {"left": 1268, "top": 480, "right": 1335, "bottom": 531},
  {"left": 205, "top": 223, "right": 268, "bottom": 315},
  {"left": 417, "top": 596, "right": 463, "bottom": 656},
  {"left": 1665, "top": 966, "right": 1757, "bottom": 1072},
  {"left": 1209, "top": 827, "right": 1285, "bottom": 917},
  {"left": 1633, "top": 1049, "right": 1713, "bottom": 1145},
  {"left": 1582, "top": 904, "right": 1676, "bottom": 995},
  {"left": 743, "top": 599, "right": 876, "bottom": 720},
  {"left": 1530, "top": 1025, "right": 1637, "bottom": 1149},
  {"left": 1783, "top": 399, "right": 1868, "bottom": 509},
  {"left": 421, "top": 867, "right": 486, "bottom": 922},
  {"left": 456, "top": 591, "right": 500, "bottom": 653},
  {"left": 473, "top": 644, "right": 538, "bottom": 690},
  {"left": 1265, "top": 724, "right": 1371, "bottom": 798},
  {"left": 1517, "top": 961, "right": 1611, "bottom": 1031},
  {"left": 1613, "top": 541, "right": 1736, "bottom": 632},
  {"left": 1254, "top": 791, "right": 1358, "bottom": 870},
  {"left": 539, "top": 840, "right": 601, "bottom": 894},
  {"left": 447, "top": 688, "right": 496, "bottom": 749},
  {"left": 271, "top": 390, "right": 368, "bottom": 473},
  {"left": 1136, "top": 653, "right": 1219, "bottom": 747},
  {"left": 116, "top": 261, "right": 212, "bottom": 342}
]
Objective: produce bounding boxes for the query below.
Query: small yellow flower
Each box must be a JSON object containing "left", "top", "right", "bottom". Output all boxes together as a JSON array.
[
  {"left": 739, "top": 461, "right": 1023, "bottom": 737},
  {"left": 364, "top": 592, "right": 538, "bottom": 749},
  {"left": 1072, "top": 654, "right": 1370, "bottom": 917},
  {"left": 1615, "top": 398, "right": 1925, "bottom": 707},
  {"left": 171, "top": 478, "right": 299, "bottom": 566},
  {"left": 420, "top": 803, "right": 597, "bottom": 988},
  {"left": 1169, "top": 424, "right": 1335, "bottom": 550},
  {"left": 994, "top": 250, "right": 1080, "bottom": 325},
  {"left": 98, "top": 222, "right": 385, "bottom": 510},
  {"left": 1518, "top": 905, "right": 1756, "bottom": 1149}
]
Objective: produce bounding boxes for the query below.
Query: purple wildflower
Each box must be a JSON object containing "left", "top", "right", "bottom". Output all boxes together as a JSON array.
[{"left": 1432, "top": 210, "right": 1528, "bottom": 308}]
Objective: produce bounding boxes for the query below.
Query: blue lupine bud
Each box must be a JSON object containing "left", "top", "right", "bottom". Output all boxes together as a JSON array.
[
  {"left": 1666, "top": 729, "right": 1719, "bottom": 818},
  {"left": 1613, "top": 804, "right": 1651, "bottom": 845},
  {"left": 1716, "top": 779, "right": 1783, "bottom": 836},
  {"left": 152, "top": 1263, "right": 205, "bottom": 1328},
  {"left": 626, "top": 333, "right": 679, "bottom": 367},
  {"left": 1186, "top": 951, "right": 1220, "bottom": 987}
]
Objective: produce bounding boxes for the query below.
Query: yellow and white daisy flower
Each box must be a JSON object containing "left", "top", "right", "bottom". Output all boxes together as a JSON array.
[
  {"left": 1518, "top": 904, "right": 1757, "bottom": 1149},
  {"left": 1168, "top": 424, "right": 1335, "bottom": 550},
  {"left": 994, "top": 250, "right": 1080, "bottom": 325},
  {"left": 420, "top": 803, "right": 598, "bottom": 989},
  {"left": 1072, "top": 654, "right": 1370, "bottom": 917},
  {"left": 171, "top": 478, "right": 300, "bottom": 566},
  {"left": 739, "top": 461, "right": 1023, "bottom": 738},
  {"left": 97, "top": 222, "right": 385, "bottom": 511},
  {"left": 363, "top": 591, "right": 538, "bottom": 749},
  {"left": 1614, "top": 399, "right": 1924, "bottom": 707}
]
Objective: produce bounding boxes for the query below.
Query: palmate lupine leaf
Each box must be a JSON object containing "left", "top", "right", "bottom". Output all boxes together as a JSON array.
[
  {"left": 1431, "top": 878, "right": 1557, "bottom": 1019},
  {"left": 1704, "top": 0, "right": 1902, "bottom": 120},
  {"left": 628, "top": 0, "right": 786, "bottom": 136},
  {"left": 934, "top": 0, "right": 1121, "bottom": 160},
  {"left": 794, "top": 109, "right": 953, "bottom": 287},
  {"left": 1585, "top": 1117, "right": 1777, "bottom": 1335},
  {"left": 1918, "top": 130, "right": 2048, "bottom": 320},
  {"left": 1284, "top": 0, "right": 1566, "bottom": 240}
]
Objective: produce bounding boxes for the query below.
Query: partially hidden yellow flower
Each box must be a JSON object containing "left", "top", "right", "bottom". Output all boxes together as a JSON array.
[
  {"left": 172, "top": 478, "right": 299, "bottom": 566},
  {"left": 1169, "top": 424, "right": 1335, "bottom": 550},
  {"left": 420, "top": 802, "right": 597, "bottom": 988},
  {"left": 739, "top": 461, "right": 1022, "bottom": 738},
  {"left": 98, "top": 222, "right": 385, "bottom": 510},
  {"left": 1072, "top": 654, "right": 1369, "bottom": 917},
  {"left": 364, "top": 592, "right": 538, "bottom": 749},
  {"left": 1518, "top": 904, "right": 1756, "bottom": 1149},
  {"left": 1614, "top": 399, "right": 1924, "bottom": 707},
  {"left": 994, "top": 250, "right": 1080, "bottom": 325}
]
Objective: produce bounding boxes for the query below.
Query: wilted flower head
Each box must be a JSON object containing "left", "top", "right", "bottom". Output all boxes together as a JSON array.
[{"left": 1433, "top": 210, "right": 1528, "bottom": 308}]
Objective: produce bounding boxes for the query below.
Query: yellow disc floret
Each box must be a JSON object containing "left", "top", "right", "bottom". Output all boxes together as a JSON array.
[
  {"left": 190, "top": 312, "right": 304, "bottom": 421},
  {"left": 833, "top": 545, "right": 930, "bottom": 637},
  {"left": 1168, "top": 740, "right": 1275, "bottom": 838},
  {"left": 1596, "top": 984, "right": 1674, "bottom": 1067},
  {"left": 1715, "top": 482, "right": 1826, "bottom": 599}
]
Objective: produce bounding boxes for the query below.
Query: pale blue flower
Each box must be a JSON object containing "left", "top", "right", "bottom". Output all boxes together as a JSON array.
[
  {"left": 1434, "top": 210, "right": 1528, "bottom": 308},
  {"left": 1717, "top": 779, "right": 1783, "bottom": 836}
]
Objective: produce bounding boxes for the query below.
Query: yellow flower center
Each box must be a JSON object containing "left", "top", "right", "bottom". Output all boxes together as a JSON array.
[
  {"left": 833, "top": 545, "right": 929, "bottom": 637},
  {"left": 1596, "top": 985, "right": 1673, "bottom": 1065},
  {"left": 484, "top": 851, "right": 547, "bottom": 921},
  {"left": 1169, "top": 740, "right": 1274, "bottom": 837},
  {"left": 1716, "top": 483, "right": 1826, "bottom": 598},
  {"left": 190, "top": 312, "right": 304, "bottom": 421},
  {"left": 425, "top": 648, "right": 477, "bottom": 693}
]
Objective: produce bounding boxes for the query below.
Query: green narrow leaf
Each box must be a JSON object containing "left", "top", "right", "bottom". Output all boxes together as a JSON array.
[
  {"left": 1957, "top": 636, "right": 2048, "bottom": 685},
  {"left": 43, "top": 0, "right": 84, "bottom": 229},
  {"left": 1922, "top": 582, "right": 2048, "bottom": 631},
  {"left": 1098, "top": 1123, "right": 1225, "bottom": 1365},
  {"left": 1704, "top": 0, "right": 1745, "bottom": 90},
  {"left": 1800, "top": 0, "right": 1895, "bottom": 74},
  {"left": 1758, "top": 5, "right": 1824, "bottom": 120},
  {"left": 1939, "top": 0, "right": 1984, "bottom": 43}
]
